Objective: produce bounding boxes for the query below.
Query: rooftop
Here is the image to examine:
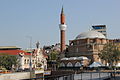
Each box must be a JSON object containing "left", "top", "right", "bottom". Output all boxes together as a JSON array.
[
  {"left": 0, "top": 50, "right": 30, "bottom": 55},
  {"left": 76, "top": 30, "right": 106, "bottom": 39},
  {"left": 0, "top": 46, "right": 21, "bottom": 50}
]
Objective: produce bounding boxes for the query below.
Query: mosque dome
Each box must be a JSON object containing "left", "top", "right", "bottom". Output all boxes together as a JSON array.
[{"left": 76, "top": 30, "right": 106, "bottom": 39}]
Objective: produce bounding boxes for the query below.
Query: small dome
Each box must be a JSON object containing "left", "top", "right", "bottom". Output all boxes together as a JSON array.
[
  {"left": 76, "top": 30, "right": 106, "bottom": 39},
  {"left": 77, "top": 56, "right": 88, "bottom": 60}
]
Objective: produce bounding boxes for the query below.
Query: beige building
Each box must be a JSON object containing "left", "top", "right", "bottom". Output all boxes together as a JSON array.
[{"left": 0, "top": 45, "right": 48, "bottom": 70}]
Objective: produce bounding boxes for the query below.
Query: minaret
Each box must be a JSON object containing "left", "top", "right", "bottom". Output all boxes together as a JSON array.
[{"left": 59, "top": 7, "right": 67, "bottom": 52}]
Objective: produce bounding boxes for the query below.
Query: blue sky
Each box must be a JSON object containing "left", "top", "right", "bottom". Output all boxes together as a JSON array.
[{"left": 0, "top": 0, "right": 120, "bottom": 49}]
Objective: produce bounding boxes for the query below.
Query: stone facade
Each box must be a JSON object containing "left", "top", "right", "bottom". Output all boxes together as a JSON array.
[
  {"left": 66, "top": 37, "right": 120, "bottom": 66},
  {"left": 67, "top": 38, "right": 108, "bottom": 63}
]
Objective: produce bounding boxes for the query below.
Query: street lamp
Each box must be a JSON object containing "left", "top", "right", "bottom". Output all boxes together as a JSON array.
[{"left": 26, "top": 36, "right": 32, "bottom": 79}]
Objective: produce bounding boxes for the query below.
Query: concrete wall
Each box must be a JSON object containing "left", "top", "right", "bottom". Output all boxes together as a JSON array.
[{"left": 0, "top": 72, "right": 31, "bottom": 80}]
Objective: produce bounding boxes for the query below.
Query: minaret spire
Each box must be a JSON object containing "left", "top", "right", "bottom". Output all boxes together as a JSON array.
[
  {"left": 61, "top": 6, "right": 64, "bottom": 14},
  {"left": 60, "top": 6, "right": 65, "bottom": 25},
  {"left": 59, "top": 6, "right": 67, "bottom": 52}
]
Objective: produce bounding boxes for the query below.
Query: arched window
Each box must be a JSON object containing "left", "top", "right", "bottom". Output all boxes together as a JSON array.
[
  {"left": 24, "top": 59, "right": 27, "bottom": 64},
  {"left": 75, "top": 62, "right": 81, "bottom": 67},
  {"left": 32, "top": 60, "right": 34, "bottom": 64},
  {"left": 27, "top": 59, "right": 29, "bottom": 64},
  {"left": 60, "top": 62, "right": 65, "bottom": 67},
  {"left": 67, "top": 62, "right": 73, "bottom": 67}
]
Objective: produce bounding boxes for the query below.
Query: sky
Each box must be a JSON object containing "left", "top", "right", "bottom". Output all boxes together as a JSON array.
[{"left": 0, "top": 0, "right": 120, "bottom": 49}]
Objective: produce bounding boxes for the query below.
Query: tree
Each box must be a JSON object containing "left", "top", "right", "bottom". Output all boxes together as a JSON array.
[
  {"left": 0, "top": 55, "right": 18, "bottom": 70},
  {"left": 49, "top": 50, "right": 59, "bottom": 61},
  {"left": 98, "top": 43, "right": 120, "bottom": 67},
  {"left": 48, "top": 50, "right": 59, "bottom": 70}
]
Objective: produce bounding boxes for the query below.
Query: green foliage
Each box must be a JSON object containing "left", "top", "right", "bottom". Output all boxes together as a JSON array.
[
  {"left": 49, "top": 50, "right": 59, "bottom": 61},
  {"left": 0, "top": 55, "right": 18, "bottom": 70},
  {"left": 99, "top": 43, "right": 120, "bottom": 67}
]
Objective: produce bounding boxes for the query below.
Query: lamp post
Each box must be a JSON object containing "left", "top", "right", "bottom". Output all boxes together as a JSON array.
[{"left": 27, "top": 36, "right": 32, "bottom": 79}]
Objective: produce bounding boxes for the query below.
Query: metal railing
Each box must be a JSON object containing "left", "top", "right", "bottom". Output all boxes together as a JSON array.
[{"left": 25, "top": 71, "right": 120, "bottom": 80}]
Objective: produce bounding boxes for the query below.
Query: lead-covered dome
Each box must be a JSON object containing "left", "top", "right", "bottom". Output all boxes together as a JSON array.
[{"left": 76, "top": 30, "right": 106, "bottom": 39}]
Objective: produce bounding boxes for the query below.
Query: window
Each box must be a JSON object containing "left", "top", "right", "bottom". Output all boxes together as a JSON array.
[
  {"left": 60, "top": 62, "right": 65, "bottom": 67},
  {"left": 67, "top": 62, "right": 73, "bottom": 67},
  {"left": 75, "top": 62, "right": 81, "bottom": 67},
  {"left": 27, "top": 59, "right": 29, "bottom": 64},
  {"left": 24, "top": 59, "right": 27, "bottom": 64},
  {"left": 32, "top": 60, "right": 34, "bottom": 64}
]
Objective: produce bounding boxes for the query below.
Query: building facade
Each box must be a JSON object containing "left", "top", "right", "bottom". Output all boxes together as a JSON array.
[
  {"left": 0, "top": 45, "right": 47, "bottom": 70},
  {"left": 57, "top": 8, "right": 120, "bottom": 68},
  {"left": 64, "top": 30, "right": 120, "bottom": 67},
  {"left": 60, "top": 57, "right": 89, "bottom": 68},
  {"left": 92, "top": 25, "right": 107, "bottom": 37}
]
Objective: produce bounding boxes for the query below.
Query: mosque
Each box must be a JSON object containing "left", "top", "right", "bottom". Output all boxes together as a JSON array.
[{"left": 59, "top": 7, "right": 120, "bottom": 68}]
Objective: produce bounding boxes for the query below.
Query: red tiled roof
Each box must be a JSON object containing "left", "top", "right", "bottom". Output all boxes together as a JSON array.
[{"left": 0, "top": 50, "right": 30, "bottom": 55}]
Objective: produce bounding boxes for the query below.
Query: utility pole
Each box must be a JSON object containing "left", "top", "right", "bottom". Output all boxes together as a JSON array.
[{"left": 27, "top": 36, "right": 32, "bottom": 79}]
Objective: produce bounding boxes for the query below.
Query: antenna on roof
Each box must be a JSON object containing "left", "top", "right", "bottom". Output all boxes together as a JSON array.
[{"left": 88, "top": 24, "right": 92, "bottom": 31}]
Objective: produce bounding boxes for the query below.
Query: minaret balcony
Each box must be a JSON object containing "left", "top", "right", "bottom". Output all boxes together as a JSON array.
[{"left": 59, "top": 24, "right": 67, "bottom": 30}]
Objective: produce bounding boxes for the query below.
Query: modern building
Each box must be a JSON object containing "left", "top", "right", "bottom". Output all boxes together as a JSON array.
[{"left": 92, "top": 25, "right": 107, "bottom": 37}]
